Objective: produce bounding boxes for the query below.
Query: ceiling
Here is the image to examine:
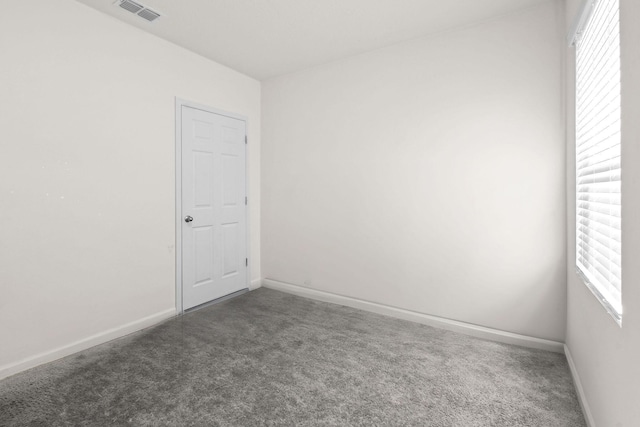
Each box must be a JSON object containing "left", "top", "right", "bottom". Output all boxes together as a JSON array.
[{"left": 75, "top": 0, "right": 551, "bottom": 80}]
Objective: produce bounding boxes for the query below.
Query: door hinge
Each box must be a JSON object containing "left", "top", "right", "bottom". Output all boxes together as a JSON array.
[
  {"left": 245, "top": 196, "right": 248, "bottom": 205},
  {"left": 245, "top": 258, "right": 248, "bottom": 267},
  {"left": 245, "top": 135, "right": 247, "bottom": 144}
]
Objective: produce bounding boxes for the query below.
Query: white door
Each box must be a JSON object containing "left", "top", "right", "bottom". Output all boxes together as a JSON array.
[{"left": 181, "top": 105, "right": 247, "bottom": 310}]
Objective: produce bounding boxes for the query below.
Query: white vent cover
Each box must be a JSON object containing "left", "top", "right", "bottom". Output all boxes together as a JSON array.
[{"left": 116, "top": 0, "right": 161, "bottom": 23}]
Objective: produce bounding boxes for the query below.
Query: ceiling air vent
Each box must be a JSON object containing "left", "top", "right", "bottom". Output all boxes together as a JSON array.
[
  {"left": 137, "top": 8, "right": 161, "bottom": 22},
  {"left": 115, "top": 0, "right": 161, "bottom": 23},
  {"left": 118, "top": 0, "right": 143, "bottom": 14}
]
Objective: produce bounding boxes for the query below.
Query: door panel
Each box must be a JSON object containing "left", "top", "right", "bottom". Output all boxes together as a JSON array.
[
  {"left": 181, "top": 106, "right": 247, "bottom": 310},
  {"left": 222, "top": 222, "right": 239, "bottom": 277},
  {"left": 222, "top": 154, "right": 240, "bottom": 206},
  {"left": 194, "top": 152, "right": 214, "bottom": 207},
  {"left": 193, "top": 226, "right": 214, "bottom": 286}
]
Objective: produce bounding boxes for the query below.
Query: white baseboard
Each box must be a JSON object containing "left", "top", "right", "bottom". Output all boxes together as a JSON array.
[
  {"left": 262, "top": 279, "right": 564, "bottom": 353},
  {"left": 250, "top": 278, "right": 262, "bottom": 290},
  {"left": 0, "top": 308, "right": 176, "bottom": 381},
  {"left": 564, "top": 344, "right": 595, "bottom": 427}
]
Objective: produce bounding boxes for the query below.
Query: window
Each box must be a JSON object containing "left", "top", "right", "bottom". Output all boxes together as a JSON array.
[{"left": 573, "top": 0, "right": 622, "bottom": 323}]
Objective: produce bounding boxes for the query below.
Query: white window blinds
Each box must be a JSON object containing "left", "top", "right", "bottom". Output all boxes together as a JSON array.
[{"left": 575, "top": 0, "right": 622, "bottom": 321}]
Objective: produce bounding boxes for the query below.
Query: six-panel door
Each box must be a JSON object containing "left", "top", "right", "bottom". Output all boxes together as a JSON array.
[{"left": 181, "top": 106, "right": 247, "bottom": 310}]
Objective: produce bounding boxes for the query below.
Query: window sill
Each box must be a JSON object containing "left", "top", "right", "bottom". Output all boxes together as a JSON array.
[{"left": 576, "top": 268, "right": 622, "bottom": 327}]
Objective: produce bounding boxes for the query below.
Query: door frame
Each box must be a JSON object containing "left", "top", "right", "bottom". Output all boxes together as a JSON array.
[{"left": 174, "top": 97, "right": 250, "bottom": 314}]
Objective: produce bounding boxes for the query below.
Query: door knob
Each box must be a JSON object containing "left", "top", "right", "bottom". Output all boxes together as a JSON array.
[{"left": 184, "top": 215, "right": 193, "bottom": 223}]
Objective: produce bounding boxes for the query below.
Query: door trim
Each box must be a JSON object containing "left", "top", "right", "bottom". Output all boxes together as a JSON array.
[{"left": 175, "top": 97, "right": 250, "bottom": 314}]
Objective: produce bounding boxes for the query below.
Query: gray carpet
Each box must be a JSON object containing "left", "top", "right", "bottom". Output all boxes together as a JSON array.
[{"left": 0, "top": 288, "right": 585, "bottom": 426}]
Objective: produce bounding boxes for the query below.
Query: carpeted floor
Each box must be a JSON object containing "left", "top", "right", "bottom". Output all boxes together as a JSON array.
[{"left": 0, "top": 288, "right": 585, "bottom": 426}]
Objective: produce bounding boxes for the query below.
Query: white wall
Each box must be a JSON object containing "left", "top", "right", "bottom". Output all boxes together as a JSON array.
[
  {"left": 0, "top": 0, "right": 260, "bottom": 374},
  {"left": 565, "top": 0, "right": 640, "bottom": 425},
  {"left": 262, "top": 1, "right": 566, "bottom": 341}
]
